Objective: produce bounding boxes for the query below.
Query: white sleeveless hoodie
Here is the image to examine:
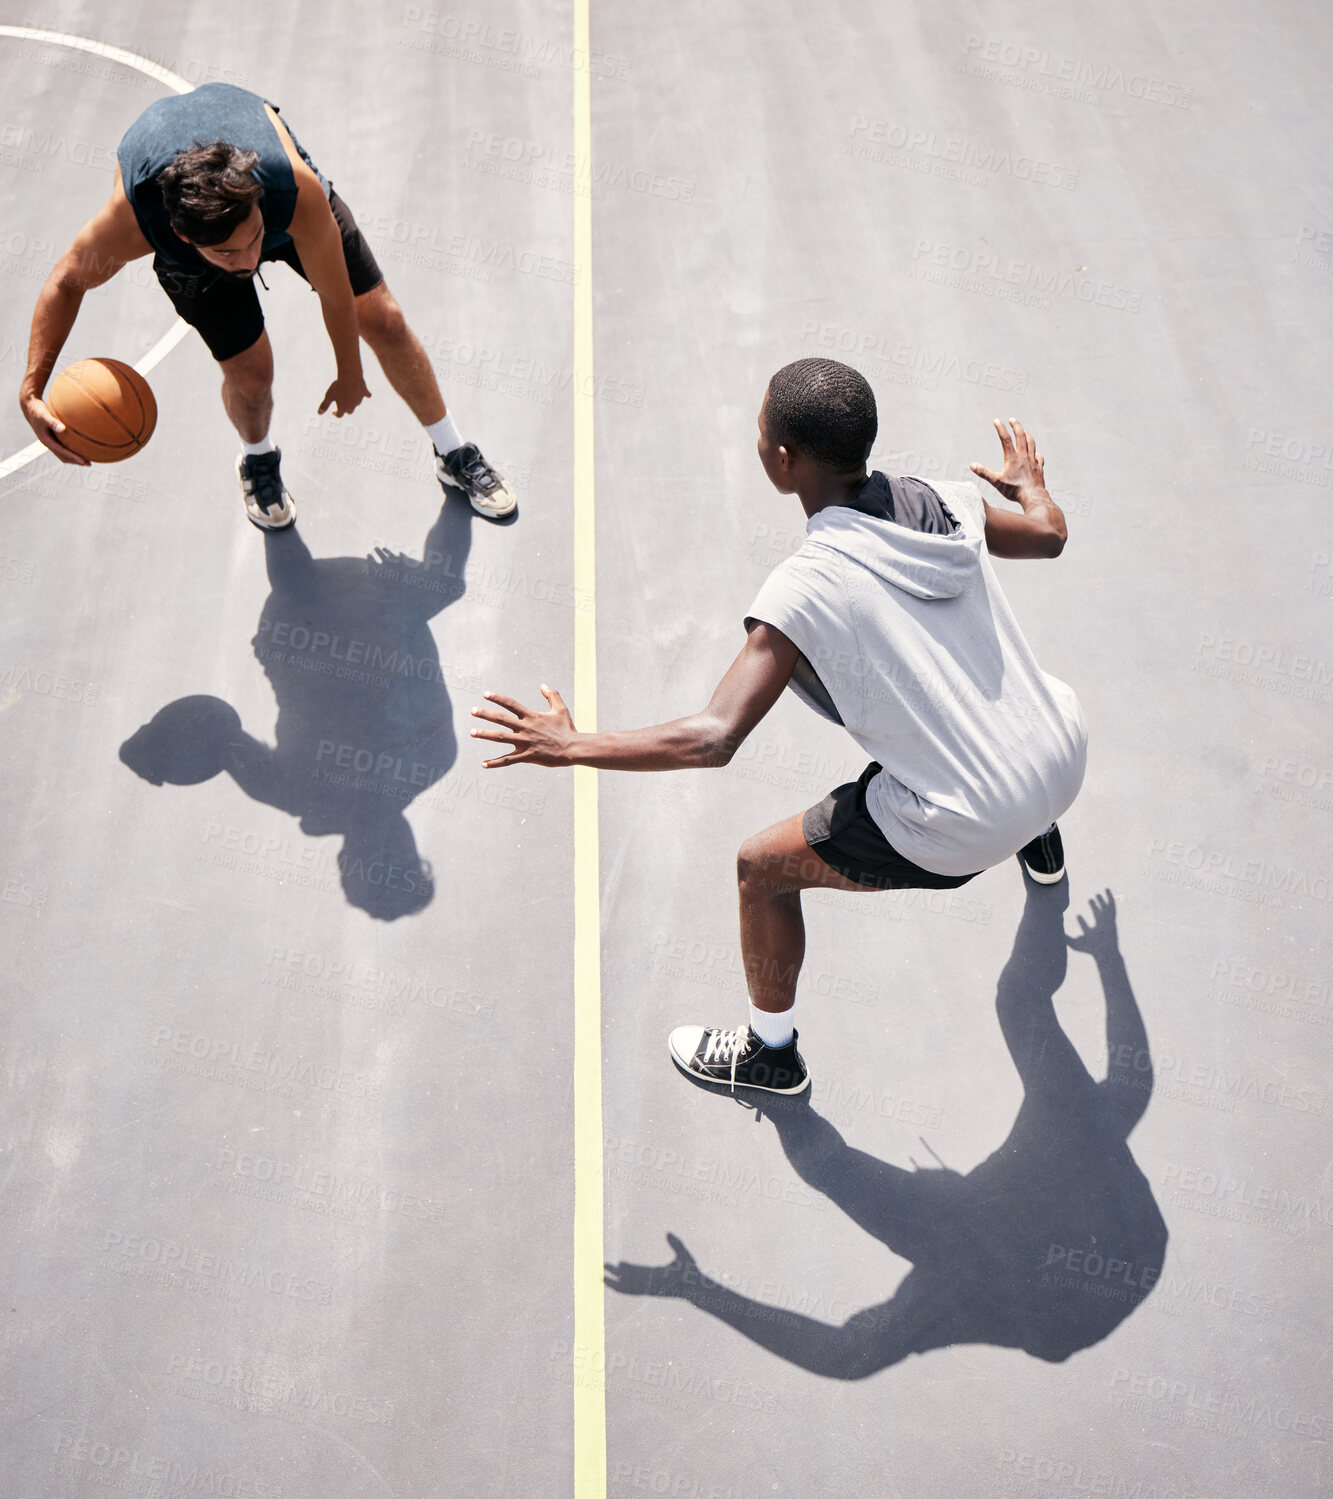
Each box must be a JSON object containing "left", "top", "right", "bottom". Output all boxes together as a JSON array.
[{"left": 744, "top": 478, "right": 1087, "bottom": 876}]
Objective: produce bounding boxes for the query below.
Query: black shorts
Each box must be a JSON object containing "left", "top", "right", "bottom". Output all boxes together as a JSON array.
[
  {"left": 802, "top": 761, "right": 980, "bottom": 891},
  {"left": 154, "top": 190, "right": 384, "bottom": 363}
]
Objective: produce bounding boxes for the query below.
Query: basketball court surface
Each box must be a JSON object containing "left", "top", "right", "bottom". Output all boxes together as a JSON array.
[{"left": 1, "top": 3, "right": 1329, "bottom": 1495}]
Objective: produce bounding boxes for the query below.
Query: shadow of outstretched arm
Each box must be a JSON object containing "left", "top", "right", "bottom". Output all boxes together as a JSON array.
[
  {"left": 605, "top": 1233, "right": 916, "bottom": 1380},
  {"left": 1069, "top": 892, "right": 1152, "bottom": 1138}
]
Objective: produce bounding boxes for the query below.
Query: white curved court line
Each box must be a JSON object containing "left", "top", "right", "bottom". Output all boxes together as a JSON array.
[
  {"left": 0, "top": 26, "right": 193, "bottom": 482},
  {"left": 0, "top": 26, "right": 192, "bottom": 93}
]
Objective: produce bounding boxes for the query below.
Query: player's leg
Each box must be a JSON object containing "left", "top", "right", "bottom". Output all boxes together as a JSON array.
[
  {"left": 670, "top": 762, "right": 978, "bottom": 1095},
  {"left": 354, "top": 280, "right": 443, "bottom": 424},
  {"left": 737, "top": 810, "right": 871, "bottom": 1011},
  {"left": 219, "top": 332, "right": 295, "bottom": 530},
  {"left": 154, "top": 261, "right": 293, "bottom": 529},
  {"left": 219, "top": 331, "right": 274, "bottom": 446},
  {"left": 318, "top": 192, "right": 516, "bottom": 518},
  {"left": 669, "top": 809, "right": 869, "bottom": 1096}
]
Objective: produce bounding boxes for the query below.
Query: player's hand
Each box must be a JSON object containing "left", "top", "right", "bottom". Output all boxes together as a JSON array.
[
  {"left": 20, "top": 392, "right": 91, "bottom": 465},
  {"left": 604, "top": 1233, "right": 701, "bottom": 1299},
  {"left": 471, "top": 685, "right": 578, "bottom": 768},
  {"left": 1067, "top": 889, "right": 1118, "bottom": 956},
  {"left": 318, "top": 370, "right": 370, "bottom": 418},
  {"left": 970, "top": 417, "right": 1046, "bottom": 503}
]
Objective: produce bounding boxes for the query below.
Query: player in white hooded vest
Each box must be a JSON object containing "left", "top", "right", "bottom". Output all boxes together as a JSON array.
[{"left": 471, "top": 358, "right": 1085, "bottom": 1096}]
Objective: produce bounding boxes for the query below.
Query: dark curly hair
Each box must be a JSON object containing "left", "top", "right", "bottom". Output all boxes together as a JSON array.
[
  {"left": 764, "top": 358, "right": 877, "bottom": 471},
  {"left": 157, "top": 141, "right": 264, "bottom": 246}
]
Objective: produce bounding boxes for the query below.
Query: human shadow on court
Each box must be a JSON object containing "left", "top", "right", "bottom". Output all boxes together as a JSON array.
[
  {"left": 118, "top": 490, "right": 476, "bottom": 921},
  {"left": 606, "top": 884, "right": 1168, "bottom": 1373}
]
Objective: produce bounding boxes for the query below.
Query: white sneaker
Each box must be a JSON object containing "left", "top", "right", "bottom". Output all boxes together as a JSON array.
[
  {"left": 237, "top": 449, "right": 296, "bottom": 530},
  {"left": 437, "top": 442, "right": 517, "bottom": 519}
]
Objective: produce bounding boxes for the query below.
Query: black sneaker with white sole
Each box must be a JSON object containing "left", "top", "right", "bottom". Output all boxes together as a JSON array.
[
  {"left": 237, "top": 449, "right": 296, "bottom": 530},
  {"left": 436, "top": 442, "right": 517, "bottom": 519},
  {"left": 668, "top": 1023, "right": 810, "bottom": 1095},
  {"left": 1019, "top": 822, "right": 1065, "bottom": 883}
]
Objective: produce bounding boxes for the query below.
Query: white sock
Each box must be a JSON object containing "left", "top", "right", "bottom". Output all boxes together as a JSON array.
[
  {"left": 425, "top": 413, "right": 464, "bottom": 456},
  {"left": 240, "top": 434, "right": 274, "bottom": 457},
  {"left": 749, "top": 1002, "right": 794, "bottom": 1049}
]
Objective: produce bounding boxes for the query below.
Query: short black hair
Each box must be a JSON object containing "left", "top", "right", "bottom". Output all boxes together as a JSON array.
[
  {"left": 157, "top": 141, "right": 263, "bottom": 246},
  {"left": 764, "top": 358, "right": 877, "bottom": 471}
]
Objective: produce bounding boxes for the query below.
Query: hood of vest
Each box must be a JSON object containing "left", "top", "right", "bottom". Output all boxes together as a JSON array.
[{"left": 802, "top": 497, "right": 983, "bottom": 601}]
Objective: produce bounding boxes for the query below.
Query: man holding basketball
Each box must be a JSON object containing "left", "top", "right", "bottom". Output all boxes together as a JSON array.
[
  {"left": 19, "top": 81, "right": 516, "bottom": 527},
  {"left": 470, "top": 359, "right": 1086, "bottom": 1095}
]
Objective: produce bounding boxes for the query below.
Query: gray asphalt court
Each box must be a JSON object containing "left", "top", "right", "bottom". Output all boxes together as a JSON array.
[{"left": 1, "top": 3, "right": 1329, "bottom": 1496}]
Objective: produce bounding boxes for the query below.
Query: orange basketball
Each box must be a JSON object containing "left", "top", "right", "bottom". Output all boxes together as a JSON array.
[{"left": 46, "top": 357, "right": 157, "bottom": 463}]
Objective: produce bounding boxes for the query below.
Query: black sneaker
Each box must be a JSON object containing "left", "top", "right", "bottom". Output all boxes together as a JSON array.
[
  {"left": 236, "top": 449, "right": 296, "bottom": 530},
  {"left": 1019, "top": 822, "right": 1065, "bottom": 884},
  {"left": 436, "top": 442, "right": 517, "bottom": 519},
  {"left": 668, "top": 1024, "right": 810, "bottom": 1095}
]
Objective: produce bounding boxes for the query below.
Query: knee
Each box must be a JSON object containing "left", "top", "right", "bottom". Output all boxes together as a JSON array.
[
  {"left": 221, "top": 343, "right": 273, "bottom": 405},
  {"left": 358, "top": 288, "right": 408, "bottom": 348},
  {"left": 737, "top": 835, "right": 779, "bottom": 892}
]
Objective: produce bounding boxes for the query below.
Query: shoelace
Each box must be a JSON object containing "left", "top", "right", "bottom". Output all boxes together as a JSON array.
[
  {"left": 450, "top": 445, "right": 503, "bottom": 496},
  {"left": 700, "top": 1025, "right": 752, "bottom": 1090},
  {"left": 242, "top": 454, "right": 284, "bottom": 513}
]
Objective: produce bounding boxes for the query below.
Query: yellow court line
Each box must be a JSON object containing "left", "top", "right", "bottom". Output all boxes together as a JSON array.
[{"left": 571, "top": 0, "right": 605, "bottom": 1494}]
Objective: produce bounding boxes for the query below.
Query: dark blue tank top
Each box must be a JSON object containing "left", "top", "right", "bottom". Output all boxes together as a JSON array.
[{"left": 117, "top": 83, "right": 328, "bottom": 277}]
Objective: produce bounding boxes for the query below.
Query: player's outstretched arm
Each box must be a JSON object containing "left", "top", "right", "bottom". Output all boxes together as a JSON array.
[
  {"left": 286, "top": 175, "right": 368, "bottom": 419},
  {"left": 471, "top": 621, "right": 799, "bottom": 771},
  {"left": 970, "top": 417, "right": 1067, "bottom": 558},
  {"left": 19, "top": 171, "right": 151, "bottom": 465}
]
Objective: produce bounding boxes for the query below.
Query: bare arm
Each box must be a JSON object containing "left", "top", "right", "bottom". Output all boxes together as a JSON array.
[
  {"left": 470, "top": 620, "right": 800, "bottom": 771},
  {"left": 19, "top": 170, "right": 152, "bottom": 464},
  {"left": 970, "top": 418, "right": 1067, "bottom": 559},
  {"left": 269, "top": 107, "right": 367, "bottom": 418}
]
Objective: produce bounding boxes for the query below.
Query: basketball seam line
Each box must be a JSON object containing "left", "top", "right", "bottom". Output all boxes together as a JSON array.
[{"left": 60, "top": 366, "right": 147, "bottom": 447}]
